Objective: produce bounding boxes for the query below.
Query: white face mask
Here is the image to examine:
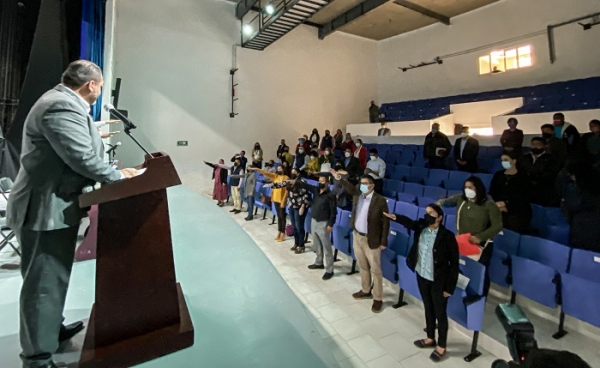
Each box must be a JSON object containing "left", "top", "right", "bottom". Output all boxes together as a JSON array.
[
  {"left": 460, "top": 133, "right": 468, "bottom": 138},
  {"left": 298, "top": 149, "right": 304, "bottom": 154},
  {"left": 356, "top": 143, "right": 361, "bottom": 147},
  {"left": 464, "top": 188, "right": 477, "bottom": 199},
  {"left": 345, "top": 152, "right": 351, "bottom": 158},
  {"left": 370, "top": 156, "right": 376, "bottom": 161},
  {"left": 502, "top": 161, "right": 512, "bottom": 170},
  {"left": 325, "top": 150, "right": 330, "bottom": 155}
]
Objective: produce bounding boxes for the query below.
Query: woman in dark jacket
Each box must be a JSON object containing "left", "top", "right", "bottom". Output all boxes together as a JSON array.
[
  {"left": 489, "top": 152, "right": 532, "bottom": 234},
  {"left": 384, "top": 204, "right": 459, "bottom": 362}
]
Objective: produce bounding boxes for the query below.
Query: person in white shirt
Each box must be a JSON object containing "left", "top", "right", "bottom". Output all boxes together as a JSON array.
[{"left": 365, "top": 148, "right": 386, "bottom": 194}]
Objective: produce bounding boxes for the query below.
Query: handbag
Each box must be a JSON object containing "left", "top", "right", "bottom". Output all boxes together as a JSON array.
[
  {"left": 260, "top": 193, "right": 272, "bottom": 206},
  {"left": 286, "top": 224, "right": 294, "bottom": 237}
]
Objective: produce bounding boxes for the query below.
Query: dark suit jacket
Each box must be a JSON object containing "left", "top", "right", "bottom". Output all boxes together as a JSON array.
[
  {"left": 454, "top": 137, "right": 479, "bottom": 171},
  {"left": 424, "top": 132, "right": 451, "bottom": 159},
  {"left": 339, "top": 179, "right": 389, "bottom": 249},
  {"left": 343, "top": 156, "right": 361, "bottom": 179},
  {"left": 394, "top": 216, "right": 459, "bottom": 295}
]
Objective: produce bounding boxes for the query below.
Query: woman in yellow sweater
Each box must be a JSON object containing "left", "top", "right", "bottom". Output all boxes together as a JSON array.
[{"left": 249, "top": 165, "right": 289, "bottom": 241}]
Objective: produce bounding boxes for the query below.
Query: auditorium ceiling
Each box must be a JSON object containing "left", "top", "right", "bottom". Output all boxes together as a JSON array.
[{"left": 310, "top": 0, "right": 500, "bottom": 40}]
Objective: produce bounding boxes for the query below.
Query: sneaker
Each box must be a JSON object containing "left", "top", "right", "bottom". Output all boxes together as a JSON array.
[
  {"left": 371, "top": 300, "right": 383, "bottom": 313},
  {"left": 308, "top": 264, "right": 325, "bottom": 270},
  {"left": 352, "top": 290, "right": 373, "bottom": 300},
  {"left": 322, "top": 272, "right": 334, "bottom": 280}
]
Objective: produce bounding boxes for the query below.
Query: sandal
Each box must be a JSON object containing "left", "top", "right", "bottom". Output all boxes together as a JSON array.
[
  {"left": 295, "top": 247, "right": 305, "bottom": 254},
  {"left": 429, "top": 348, "right": 446, "bottom": 362},
  {"left": 413, "top": 339, "right": 436, "bottom": 348}
]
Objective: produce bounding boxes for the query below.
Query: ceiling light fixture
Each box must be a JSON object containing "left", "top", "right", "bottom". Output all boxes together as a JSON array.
[
  {"left": 265, "top": 4, "right": 275, "bottom": 15},
  {"left": 243, "top": 24, "right": 253, "bottom": 35}
]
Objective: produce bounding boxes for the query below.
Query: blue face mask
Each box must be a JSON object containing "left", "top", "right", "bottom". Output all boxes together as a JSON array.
[
  {"left": 299, "top": 140, "right": 305, "bottom": 144},
  {"left": 431, "top": 129, "right": 438, "bottom": 134},
  {"left": 360, "top": 184, "right": 370, "bottom": 194}
]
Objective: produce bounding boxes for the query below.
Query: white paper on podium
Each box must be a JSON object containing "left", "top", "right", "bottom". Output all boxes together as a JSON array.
[
  {"left": 457, "top": 274, "right": 470, "bottom": 290},
  {"left": 136, "top": 168, "right": 147, "bottom": 176}
]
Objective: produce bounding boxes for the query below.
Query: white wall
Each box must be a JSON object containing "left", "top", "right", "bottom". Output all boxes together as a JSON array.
[
  {"left": 110, "top": 0, "right": 377, "bottom": 193},
  {"left": 378, "top": 0, "right": 600, "bottom": 103}
]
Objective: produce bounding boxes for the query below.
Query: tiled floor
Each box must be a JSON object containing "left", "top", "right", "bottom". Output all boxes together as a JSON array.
[{"left": 224, "top": 202, "right": 506, "bottom": 368}]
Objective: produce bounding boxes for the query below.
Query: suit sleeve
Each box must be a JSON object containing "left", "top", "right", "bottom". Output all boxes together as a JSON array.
[
  {"left": 444, "top": 233, "right": 460, "bottom": 295},
  {"left": 40, "top": 103, "right": 121, "bottom": 183}
]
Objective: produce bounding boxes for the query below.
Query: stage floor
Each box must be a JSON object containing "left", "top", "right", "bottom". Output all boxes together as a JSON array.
[{"left": 0, "top": 185, "right": 340, "bottom": 368}]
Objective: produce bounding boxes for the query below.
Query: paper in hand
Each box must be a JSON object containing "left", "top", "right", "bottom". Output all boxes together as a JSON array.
[{"left": 456, "top": 274, "right": 470, "bottom": 290}]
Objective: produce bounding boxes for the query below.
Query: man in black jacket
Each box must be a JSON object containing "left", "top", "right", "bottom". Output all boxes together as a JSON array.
[
  {"left": 232, "top": 151, "right": 247, "bottom": 169},
  {"left": 384, "top": 204, "right": 458, "bottom": 362},
  {"left": 518, "top": 137, "right": 561, "bottom": 207},
  {"left": 342, "top": 147, "right": 361, "bottom": 179},
  {"left": 454, "top": 126, "right": 479, "bottom": 173},
  {"left": 424, "top": 123, "right": 452, "bottom": 169},
  {"left": 553, "top": 113, "right": 580, "bottom": 157}
]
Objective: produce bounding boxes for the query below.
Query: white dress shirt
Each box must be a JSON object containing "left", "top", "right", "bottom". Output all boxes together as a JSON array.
[
  {"left": 366, "top": 157, "right": 386, "bottom": 180},
  {"left": 355, "top": 192, "right": 373, "bottom": 233}
]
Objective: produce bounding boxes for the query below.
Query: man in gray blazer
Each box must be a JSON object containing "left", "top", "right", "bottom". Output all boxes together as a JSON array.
[{"left": 6, "top": 60, "right": 137, "bottom": 368}]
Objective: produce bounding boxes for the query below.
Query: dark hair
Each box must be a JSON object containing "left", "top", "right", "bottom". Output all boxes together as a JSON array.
[
  {"left": 318, "top": 173, "right": 330, "bottom": 182},
  {"left": 360, "top": 175, "right": 374, "bottom": 184},
  {"left": 553, "top": 113, "right": 565, "bottom": 120},
  {"left": 507, "top": 118, "right": 518, "bottom": 125},
  {"left": 356, "top": 138, "right": 363, "bottom": 144},
  {"left": 462, "top": 126, "right": 470, "bottom": 131},
  {"left": 369, "top": 148, "right": 378, "bottom": 155},
  {"left": 531, "top": 137, "right": 546, "bottom": 145},
  {"left": 254, "top": 142, "right": 261, "bottom": 149},
  {"left": 566, "top": 160, "right": 600, "bottom": 195},
  {"left": 426, "top": 203, "right": 444, "bottom": 218},
  {"left": 590, "top": 119, "right": 600, "bottom": 127},
  {"left": 502, "top": 150, "right": 520, "bottom": 160},
  {"left": 61, "top": 60, "right": 102, "bottom": 88},
  {"left": 541, "top": 123, "right": 555, "bottom": 131},
  {"left": 463, "top": 176, "right": 488, "bottom": 205}
]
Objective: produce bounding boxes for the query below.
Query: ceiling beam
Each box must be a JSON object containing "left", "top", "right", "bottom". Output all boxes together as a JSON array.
[
  {"left": 318, "top": 0, "right": 388, "bottom": 39},
  {"left": 393, "top": 0, "right": 450, "bottom": 25}
]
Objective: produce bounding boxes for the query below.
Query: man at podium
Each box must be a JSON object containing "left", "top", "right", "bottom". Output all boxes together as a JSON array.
[{"left": 6, "top": 60, "right": 137, "bottom": 368}]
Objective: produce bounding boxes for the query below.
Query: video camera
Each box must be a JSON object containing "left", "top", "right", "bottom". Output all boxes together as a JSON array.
[{"left": 491, "top": 303, "right": 538, "bottom": 367}]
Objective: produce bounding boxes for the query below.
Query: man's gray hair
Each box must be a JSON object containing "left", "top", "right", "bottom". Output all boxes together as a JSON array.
[{"left": 61, "top": 60, "right": 103, "bottom": 88}]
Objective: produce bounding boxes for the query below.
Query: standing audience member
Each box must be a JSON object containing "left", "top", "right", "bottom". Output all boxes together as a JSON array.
[
  {"left": 332, "top": 170, "right": 390, "bottom": 313},
  {"left": 331, "top": 168, "right": 350, "bottom": 209},
  {"left": 320, "top": 130, "right": 334, "bottom": 152},
  {"left": 296, "top": 175, "right": 337, "bottom": 279},
  {"left": 489, "top": 152, "right": 532, "bottom": 234},
  {"left": 354, "top": 138, "right": 368, "bottom": 169},
  {"left": 251, "top": 142, "right": 263, "bottom": 168},
  {"left": 204, "top": 159, "right": 228, "bottom": 207},
  {"left": 281, "top": 147, "right": 294, "bottom": 166},
  {"left": 295, "top": 137, "right": 311, "bottom": 155},
  {"left": 378, "top": 123, "right": 391, "bottom": 136},
  {"left": 306, "top": 151, "right": 320, "bottom": 175},
  {"left": 265, "top": 160, "right": 276, "bottom": 174},
  {"left": 277, "top": 139, "right": 288, "bottom": 160},
  {"left": 383, "top": 204, "right": 459, "bottom": 362},
  {"left": 319, "top": 148, "right": 335, "bottom": 171},
  {"left": 293, "top": 146, "right": 308, "bottom": 171},
  {"left": 343, "top": 148, "right": 361, "bottom": 180},
  {"left": 580, "top": 119, "right": 600, "bottom": 166},
  {"left": 454, "top": 126, "right": 479, "bottom": 173},
  {"left": 438, "top": 176, "right": 502, "bottom": 295},
  {"left": 553, "top": 113, "right": 580, "bottom": 157},
  {"left": 224, "top": 157, "right": 245, "bottom": 214},
  {"left": 365, "top": 148, "right": 386, "bottom": 194},
  {"left": 369, "top": 101, "right": 380, "bottom": 123},
  {"left": 541, "top": 124, "right": 568, "bottom": 168},
  {"left": 557, "top": 161, "right": 600, "bottom": 252},
  {"left": 334, "top": 129, "right": 344, "bottom": 152},
  {"left": 287, "top": 168, "right": 310, "bottom": 254},
  {"left": 310, "top": 129, "right": 320, "bottom": 148},
  {"left": 242, "top": 165, "right": 257, "bottom": 221},
  {"left": 280, "top": 161, "right": 291, "bottom": 177},
  {"left": 232, "top": 151, "right": 248, "bottom": 169},
  {"left": 249, "top": 166, "right": 289, "bottom": 242},
  {"left": 518, "top": 137, "right": 561, "bottom": 207},
  {"left": 500, "top": 118, "right": 524, "bottom": 157},
  {"left": 342, "top": 133, "right": 356, "bottom": 153},
  {"left": 424, "top": 123, "right": 451, "bottom": 169}
]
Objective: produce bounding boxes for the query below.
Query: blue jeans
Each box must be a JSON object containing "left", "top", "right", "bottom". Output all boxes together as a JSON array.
[
  {"left": 246, "top": 195, "right": 255, "bottom": 217},
  {"left": 289, "top": 208, "right": 307, "bottom": 247}
]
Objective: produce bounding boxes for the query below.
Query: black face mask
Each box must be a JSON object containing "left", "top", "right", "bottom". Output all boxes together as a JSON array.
[
  {"left": 424, "top": 214, "right": 437, "bottom": 226},
  {"left": 542, "top": 132, "right": 553, "bottom": 139},
  {"left": 291, "top": 174, "right": 298, "bottom": 179},
  {"left": 318, "top": 183, "right": 327, "bottom": 189},
  {"left": 531, "top": 148, "right": 545, "bottom": 155}
]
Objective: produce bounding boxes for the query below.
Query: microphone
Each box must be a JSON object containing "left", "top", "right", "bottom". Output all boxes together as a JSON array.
[
  {"left": 82, "top": 185, "right": 94, "bottom": 194},
  {"left": 106, "top": 141, "right": 121, "bottom": 155},
  {"left": 103, "top": 104, "right": 136, "bottom": 129}
]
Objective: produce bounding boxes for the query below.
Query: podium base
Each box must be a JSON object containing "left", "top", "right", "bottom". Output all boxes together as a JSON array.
[{"left": 79, "top": 283, "right": 194, "bottom": 368}]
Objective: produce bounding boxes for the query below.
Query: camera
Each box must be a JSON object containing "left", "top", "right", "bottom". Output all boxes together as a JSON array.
[{"left": 491, "top": 303, "right": 538, "bottom": 367}]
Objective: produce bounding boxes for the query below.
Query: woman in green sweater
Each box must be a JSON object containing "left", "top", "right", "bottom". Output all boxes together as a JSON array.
[{"left": 438, "top": 176, "right": 502, "bottom": 295}]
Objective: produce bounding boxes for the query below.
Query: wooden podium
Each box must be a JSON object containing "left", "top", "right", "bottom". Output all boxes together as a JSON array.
[{"left": 78, "top": 152, "right": 194, "bottom": 368}]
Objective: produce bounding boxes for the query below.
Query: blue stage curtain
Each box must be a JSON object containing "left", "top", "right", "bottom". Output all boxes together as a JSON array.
[{"left": 80, "top": 0, "right": 105, "bottom": 121}]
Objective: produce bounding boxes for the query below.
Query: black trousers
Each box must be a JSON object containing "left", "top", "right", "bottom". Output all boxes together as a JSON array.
[
  {"left": 417, "top": 274, "right": 449, "bottom": 348},
  {"left": 275, "top": 202, "right": 287, "bottom": 233},
  {"left": 428, "top": 157, "right": 447, "bottom": 169},
  {"left": 374, "top": 179, "right": 383, "bottom": 195}
]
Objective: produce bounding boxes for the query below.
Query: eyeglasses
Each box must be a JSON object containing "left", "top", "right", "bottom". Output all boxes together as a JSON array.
[{"left": 360, "top": 182, "right": 370, "bottom": 185}]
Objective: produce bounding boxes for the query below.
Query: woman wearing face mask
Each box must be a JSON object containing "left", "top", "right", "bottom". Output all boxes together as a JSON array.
[
  {"left": 383, "top": 204, "right": 459, "bottom": 363},
  {"left": 306, "top": 151, "right": 320, "bottom": 176},
  {"left": 287, "top": 169, "right": 310, "bottom": 253},
  {"left": 252, "top": 142, "right": 263, "bottom": 169},
  {"left": 203, "top": 159, "right": 229, "bottom": 207},
  {"left": 489, "top": 152, "right": 532, "bottom": 234},
  {"left": 334, "top": 129, "right": 344, "bottom": 152},
  {"left": 354, "top": 139, "right": 368, "bottom": 169},
  {"left": 319, "top": 147, "right": 335, "bottom": 171},
  {"left": 438, "top": 176, "right": 502, "bottom": 295},
  {"left": 310, "top": 129, "right": 320, "bottom": 146},
  {"left": 341, "top": 133, "right": 356, "bottom": 153},
  {"left": 249, "top": 165, "right": 289, "bottom": 242}
]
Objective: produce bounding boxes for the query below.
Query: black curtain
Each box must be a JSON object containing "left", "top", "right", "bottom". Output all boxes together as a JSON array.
[{"left": 0, "top": 0, "right": 82, "bottom": 179}]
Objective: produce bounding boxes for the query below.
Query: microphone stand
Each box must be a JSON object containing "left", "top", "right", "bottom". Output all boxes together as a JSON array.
[{"left": 124, "top": 125, "right": 153, "bottom": 158}]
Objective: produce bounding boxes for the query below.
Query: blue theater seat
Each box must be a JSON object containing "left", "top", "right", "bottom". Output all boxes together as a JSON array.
[
  {"left": 394, "top": 202, "right": 419, "bottom": 224},
  {"left": 489, "top": 229, "right": 521, "bottom": 288},
  {"left": 444, "top": 215, "right": 457, "bottom": 234},
  {"left": 417, "top": 196, "right": 437, "bottom": 208},
  {"left": 423, "top": 186, "right": 447, "bottom": 201},
  {"left": 407, "top": 167, "right": 428, "bottom": 184},
  {"left": 385, "top": 198, "right": 397, "bottom": 213},
  {"left": 381, "top": 228, "right": 410, "bottom": 283},
  {"left": 473, "top": 174, "right": 493, "bottom": 191},
  {"left": 511, "top": 236, "right": 571, "bottom": 308},
  {"left": 447, "top": 171, "right": 471, "bottom": 190},
  {"left": 425, "top": 169, "right": 449, "bottom": 187},
  {"left": 403, "top": 183, "right": 424, "bottom": 198},
  {"left": 382, "top": 189, "right": 397, "bottom": 201},
  {"left": 397, "top": 192, "right": 416, "bottom": 205},
  {"left": 332, "top": 210, "right": 358, "bottom": 275},
  {"left": 385, "top": 179, "right": 404, "bottom": 193},
  {"left": 392, "top": 165, "right": 411, "bottom": 181}
]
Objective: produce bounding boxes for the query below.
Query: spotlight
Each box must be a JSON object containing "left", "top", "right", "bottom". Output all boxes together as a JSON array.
[
  {"left": 243, "top": 24, "right": 253, "bottom": 35},
  {"left": 265, "top": 4, "right": 275, "bottom": 15}
]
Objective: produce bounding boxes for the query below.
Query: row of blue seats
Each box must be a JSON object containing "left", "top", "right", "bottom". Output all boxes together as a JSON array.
[{"left": 383, "top": 170, "right": 492, "bottom": 190}]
